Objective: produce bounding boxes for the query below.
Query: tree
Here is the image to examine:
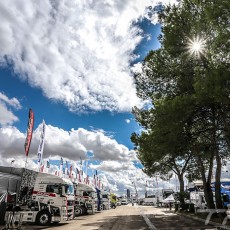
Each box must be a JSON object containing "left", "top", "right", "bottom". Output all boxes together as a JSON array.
[{"left": 132, "top": 0, "right": 230, "bottom": 209}]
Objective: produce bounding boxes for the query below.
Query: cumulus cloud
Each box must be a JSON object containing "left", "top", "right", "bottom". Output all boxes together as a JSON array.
[
  {"left": 0, "top": 123, "right": 178, "bottom": 197},
  {"left": 0, "top": 92, "right": 21, "bottom": 126},
  {"left": 0, "top": 123, "right": 136, "bottom": 163},
  {"left": 88, "top": 160, "right": 177, "bottom": 197},
  {"left": 0, "top": 0, "right": 177, "bottom": 113}
]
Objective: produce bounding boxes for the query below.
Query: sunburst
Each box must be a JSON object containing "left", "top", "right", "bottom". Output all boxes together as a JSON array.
[{"left": 187, "top": 36, "right": 206, "bottom": 58}]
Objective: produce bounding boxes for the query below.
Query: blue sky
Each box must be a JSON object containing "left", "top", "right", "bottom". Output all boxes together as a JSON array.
[{"left": 0, "top": 0, "right": 178, "bottom": 196}]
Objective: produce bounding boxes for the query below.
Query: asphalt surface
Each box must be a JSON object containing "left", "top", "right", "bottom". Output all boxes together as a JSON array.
[{"left": 1, "top": 204, "right": 227, "bottom": 230}]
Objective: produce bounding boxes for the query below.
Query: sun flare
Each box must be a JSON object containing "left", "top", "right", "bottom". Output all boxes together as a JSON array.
[{"left": 187, "top": 36, "right": 206, "bottom": 58}]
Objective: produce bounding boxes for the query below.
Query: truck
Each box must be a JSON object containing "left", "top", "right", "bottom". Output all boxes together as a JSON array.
[
  {"left": 73, "top": 181, "right": 97, "bottom": 216},
  {"left": 101, "top": 190, "right": 110, "bottom": 210},
  {"left": 110, "top": 193, "right": 117, "bottom": 208},
  {"left": 0, "top": 166, "right": 74, "bottom": 226},
  {"left": 189, "top": 180, "right": 230, "bottom": 210}
]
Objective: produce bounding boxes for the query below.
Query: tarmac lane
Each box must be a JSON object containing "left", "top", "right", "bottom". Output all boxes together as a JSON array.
[
  {"left": 0, "top": 204, "right": 224, "bottom": 230},
  {"left": 137, "top": 205, "right": 222, "bottom": 230}
]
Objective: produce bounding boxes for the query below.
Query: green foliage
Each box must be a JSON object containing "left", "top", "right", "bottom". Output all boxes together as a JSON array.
[{"left": 131, "top": 0, "right": 230, "bottom": 197}]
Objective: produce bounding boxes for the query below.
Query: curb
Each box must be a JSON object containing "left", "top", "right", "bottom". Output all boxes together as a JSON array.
[{"left": 178, "top": 212, "right": 230, "bottom": 229}]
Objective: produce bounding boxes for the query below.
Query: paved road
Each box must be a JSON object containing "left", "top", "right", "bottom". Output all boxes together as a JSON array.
[{"left": 1, "top": 204, "right": 223, "bottom": 230}]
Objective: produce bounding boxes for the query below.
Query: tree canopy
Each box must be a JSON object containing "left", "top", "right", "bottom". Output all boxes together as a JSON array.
[{"left": 131, "top": 0, "right": 230, "bottom": 208}]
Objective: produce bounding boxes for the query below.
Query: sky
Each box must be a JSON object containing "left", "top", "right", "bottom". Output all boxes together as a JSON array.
[{"left": 0, "top": 0, "right": 184, "bottom": 197}]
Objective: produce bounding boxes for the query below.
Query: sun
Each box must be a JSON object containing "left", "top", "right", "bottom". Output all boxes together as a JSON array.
[{"left": 187, "top": 36, "right": 206, "bottom": 58}]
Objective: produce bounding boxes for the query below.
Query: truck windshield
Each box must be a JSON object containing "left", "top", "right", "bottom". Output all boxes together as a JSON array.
[{"left": 64, "top": 184, "right": 74, "bottom": 195}]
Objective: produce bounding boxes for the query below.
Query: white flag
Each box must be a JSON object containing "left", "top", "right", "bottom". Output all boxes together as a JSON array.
[{"left": 37, "top": 120, "right": 46, "bottom": 170}]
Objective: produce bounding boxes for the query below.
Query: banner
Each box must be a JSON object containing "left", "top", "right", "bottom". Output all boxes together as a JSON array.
[
  {"left": 59, "top": 157, "right": 63, "bottom": 177},
  {"left": 69, "top": 165, "right": 73, "bottom": 178},
  {"left": 37, "top": 120, "right": 46, "bottom": 167},
  {"left": 24, "top": 108, "right": 34, "bottom": 157}
]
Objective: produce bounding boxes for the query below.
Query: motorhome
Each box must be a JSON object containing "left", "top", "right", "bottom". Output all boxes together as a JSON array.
[{"left": 0, "top": 166, "right": 74, "bottom": 226}]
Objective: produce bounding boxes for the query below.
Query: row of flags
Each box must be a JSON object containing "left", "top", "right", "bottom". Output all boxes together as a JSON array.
[{"left": 23, "top": 109, "right": 104, "bottom": 189}]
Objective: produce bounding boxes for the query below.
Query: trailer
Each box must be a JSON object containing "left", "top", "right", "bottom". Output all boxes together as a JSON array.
[{"left": 0, "top": 166, "right": 74, "bottom": 226}]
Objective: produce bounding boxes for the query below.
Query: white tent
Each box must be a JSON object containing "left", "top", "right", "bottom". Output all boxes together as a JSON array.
[{"left": 162, "top": 194, "right": 175, "bottom": 203}]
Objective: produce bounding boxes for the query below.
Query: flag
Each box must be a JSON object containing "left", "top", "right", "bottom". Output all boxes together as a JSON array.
[
  {"left": 86, "top": 175, "right": 89, "bottom": 184},
  {"left": 69, "top": 165, "right": 73, "bottom": 178},
  {"left": 40, "top": 164, "right": 44, "bottom": 172},
  {"left": 66, "top": 161, "right": 68, "bottom": 169},
  {"left": 94, "top": 174, "right": 96, "bottom": 187},
  {"left": 59, "top": 157, "right": 63, "bottom": 177},
  {"left": 24, "top": 108, "right": 34, "bottom": 157},
  {"left": 65, "top": 161, "right": 69, "bottom": 177},
  {"left": 78, "top": 170, "right": 81, "bottom": 182},
  {"left": 37, "top": 120, "right": 46, "bottom": 167}
]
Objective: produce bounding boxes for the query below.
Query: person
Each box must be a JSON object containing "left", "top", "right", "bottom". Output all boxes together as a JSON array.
[{"left": 169, "top": 202, "right": 172, "bottom": 211}]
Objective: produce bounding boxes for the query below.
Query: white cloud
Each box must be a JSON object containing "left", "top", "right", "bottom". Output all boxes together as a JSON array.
[
  {"left": 0, "top": 92, "right": 21, "bottom": 126},
  {"left": 0, "top": 123, "right": 179, "bottom": 197},
  {"left": 0, "top": 123, "right": 136, "bottom": 163},
  {"left": 0, "top": 92, "right": 22, "bottom": 109},
  {"left": 125, "top": 119, "right": 131, "bottom": 124},
  {"left": 0, "top": 0, "right": 176, "bottom": 113},
  {"left": 89, "top": 160, "right": 177, "bottom": 197}
]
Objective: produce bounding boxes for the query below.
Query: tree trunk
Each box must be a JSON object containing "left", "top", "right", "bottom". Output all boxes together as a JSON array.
[
  {"left": 178, "top": 173, "right": 185, "bottom": 205},
  {"left": 215, "top": 151, "right": 223, "bottom": 208},
  {"left": 197, "top": 155, "right": 215, "bottom": 209},
  {"left": 212, "top": 106, "right": 223, "bottom": 209}
]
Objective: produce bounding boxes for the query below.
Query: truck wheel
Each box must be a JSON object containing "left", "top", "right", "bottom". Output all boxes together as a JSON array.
[
  {"left": 75, "top": 207, "right": 82, "bottom": 217},
  {"left": 36, "top": 211, "right": 51, "bottom": 226}
]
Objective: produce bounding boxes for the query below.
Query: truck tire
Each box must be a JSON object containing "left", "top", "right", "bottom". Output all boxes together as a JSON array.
[
  {"left": 36, "top": 210, "right": 51, "bottom": 226},
  {"left": 74, "top": 207, "right": 82, "bottom": 217}
]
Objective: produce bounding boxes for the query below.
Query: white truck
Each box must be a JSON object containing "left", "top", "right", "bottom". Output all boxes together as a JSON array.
[
  {"left": 0, "top": 166, "right": 74, "bottom": 226},
  {"left": 190, "top": 191, "right": 207, "bottom": 210},
  {"left": 73, "top": 181, "right": 97, "bottom": 216},
  {"left": 101, "top": 190, "right": 110, "bottom": 210}
]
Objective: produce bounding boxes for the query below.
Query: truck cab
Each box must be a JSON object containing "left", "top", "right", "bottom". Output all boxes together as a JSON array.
[
  {"left": 74, "top": 182, "right": 97, "bottom": 216},
  {"left": 101, "top": 191, "right": 110, "bottom": 210},
  {"left": 4, "top": 169, "right": 75, "bottom": 226}
]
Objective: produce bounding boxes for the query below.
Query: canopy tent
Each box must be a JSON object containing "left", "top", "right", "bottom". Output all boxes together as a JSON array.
[{"left": 162, "top": 194, "right": 175, "bottom": 203}]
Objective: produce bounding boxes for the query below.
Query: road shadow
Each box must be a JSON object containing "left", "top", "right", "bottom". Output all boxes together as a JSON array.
[
  {"left": 80, "top": 214, "right": 149, "bottom": 230},
  {"left": 0, "top": 222, "right": 69, "bottom": 230}
]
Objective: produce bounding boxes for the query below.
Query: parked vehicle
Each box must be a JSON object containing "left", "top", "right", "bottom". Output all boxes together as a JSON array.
[
  {"left": 0, "top": 166, "right": 74, "bottom": 226},
  {"left": 101, "top": 190, "right": 110, "bottom": 210},
  {"left": 121, "top": 200, "right": 128, "bottom": 205},
  {"left": 116, "top": 201, "right": 121, "bottom": 206},
  {"left": 73, "top": 181, "right": 97, "bottom": 216}
]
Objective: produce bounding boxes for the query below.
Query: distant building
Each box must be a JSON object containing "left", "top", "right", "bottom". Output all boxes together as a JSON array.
[{"left": 127, "top": 189, "right": 130, "bottom": 199}]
